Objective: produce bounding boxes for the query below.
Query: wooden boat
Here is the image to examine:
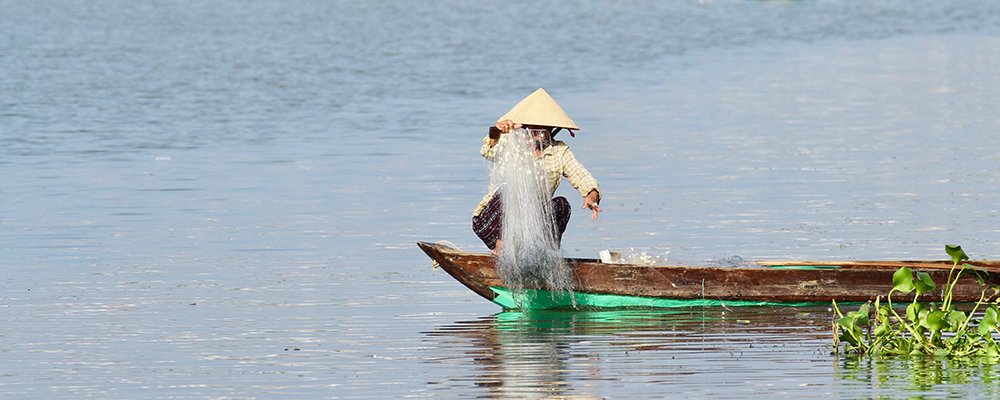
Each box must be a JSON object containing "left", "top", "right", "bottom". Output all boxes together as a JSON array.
[{"left": 417, "top": 241, "right": 1000, "bottom": 310}]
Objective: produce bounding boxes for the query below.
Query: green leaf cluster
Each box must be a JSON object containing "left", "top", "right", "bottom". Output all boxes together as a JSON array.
[{"left": 833, "top": 245, "right": 1000, "bottom": 359}]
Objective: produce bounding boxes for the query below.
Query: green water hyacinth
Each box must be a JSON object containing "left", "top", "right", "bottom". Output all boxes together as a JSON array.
[{"left": 833, "top": 245, "right": 1000, "bottom": 358}]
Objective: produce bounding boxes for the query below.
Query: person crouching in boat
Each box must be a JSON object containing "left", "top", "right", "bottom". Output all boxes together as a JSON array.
[{"left": 472, "top": 88, "right": 603, "bottom": 255}]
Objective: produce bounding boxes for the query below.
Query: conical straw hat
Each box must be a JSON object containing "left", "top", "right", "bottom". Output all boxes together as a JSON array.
[{"left": 497, "top": 88, "right": 579, "bottom": 130}]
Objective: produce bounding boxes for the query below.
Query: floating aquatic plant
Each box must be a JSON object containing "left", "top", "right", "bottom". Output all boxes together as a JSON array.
[{"left": 833, "top": 245, "right": 1000, "bottom": 358}]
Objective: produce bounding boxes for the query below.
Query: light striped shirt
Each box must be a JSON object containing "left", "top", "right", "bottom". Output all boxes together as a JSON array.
[{"left": 473, "top": 135, "right": 600, "bottom": 216}]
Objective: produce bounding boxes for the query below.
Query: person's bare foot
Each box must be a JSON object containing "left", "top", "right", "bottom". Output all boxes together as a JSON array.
[{"left": 491, "top": 240, "right": 503, "bottom": 255}]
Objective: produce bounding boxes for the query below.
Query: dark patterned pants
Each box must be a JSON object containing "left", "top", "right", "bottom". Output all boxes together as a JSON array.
[{"left": 472, "top": 192, "right": 571, "bottom": 250}]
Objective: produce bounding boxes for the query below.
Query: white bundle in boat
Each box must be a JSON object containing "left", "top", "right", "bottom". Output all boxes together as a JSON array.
[{"left": 488, "top": 128, "right": 573, "bottom": 301}]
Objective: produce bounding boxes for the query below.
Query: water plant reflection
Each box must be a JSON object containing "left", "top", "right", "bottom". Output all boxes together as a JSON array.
[{"left": 836, "top": 355, "right": 1000, "bottom": 397}]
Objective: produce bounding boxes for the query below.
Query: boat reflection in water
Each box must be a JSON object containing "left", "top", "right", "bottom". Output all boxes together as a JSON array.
[
  {"left": 423, "top": 308, "right": 837, "bottom": 398},
  {"left": 425, "top": 308, "right": 1000, "bottom": 398}
]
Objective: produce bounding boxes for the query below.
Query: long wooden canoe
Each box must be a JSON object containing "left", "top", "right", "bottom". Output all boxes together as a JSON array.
[{"left": 417, "top": 241, "right": 1000, "bottom": 310}]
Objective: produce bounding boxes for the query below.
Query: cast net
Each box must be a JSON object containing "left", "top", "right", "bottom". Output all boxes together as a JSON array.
[{"left": 489, "top": 128, "right": 574, "bottom": 305}]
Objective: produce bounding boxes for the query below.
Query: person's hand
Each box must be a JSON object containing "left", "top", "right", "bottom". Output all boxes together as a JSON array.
[
  {"left": 496, "top": 119, "right": 521, "bottom": 133},
  {"left": 584, "top": 190, "right": 602, "bottom": 220}
]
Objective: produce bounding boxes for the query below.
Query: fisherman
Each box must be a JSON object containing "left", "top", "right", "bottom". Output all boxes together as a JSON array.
[{"left": 472, "top": 88, "right": 603, "bottom": 254}]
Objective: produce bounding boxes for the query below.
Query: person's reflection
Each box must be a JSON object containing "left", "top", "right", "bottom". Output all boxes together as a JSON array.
[
  {"left": 428, "top": 310, "right": 685, "bottom": 398},
  {"left": 474, "top": 311, "right": 582, "bottom": 398}
]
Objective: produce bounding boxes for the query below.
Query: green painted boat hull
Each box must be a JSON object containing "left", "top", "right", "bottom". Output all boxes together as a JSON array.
[{"left": 490, "top": 286, "right": 822, "bottom": 310}]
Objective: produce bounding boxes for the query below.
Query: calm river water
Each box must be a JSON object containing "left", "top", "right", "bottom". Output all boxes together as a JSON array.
[{"left": 4, "top": 1, "right": 1000, "bottom": 398}]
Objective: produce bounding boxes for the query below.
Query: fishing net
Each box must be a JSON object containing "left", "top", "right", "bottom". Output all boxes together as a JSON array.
[{"left": 488, "top": 128, "right": 574, "bottom": 305}]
